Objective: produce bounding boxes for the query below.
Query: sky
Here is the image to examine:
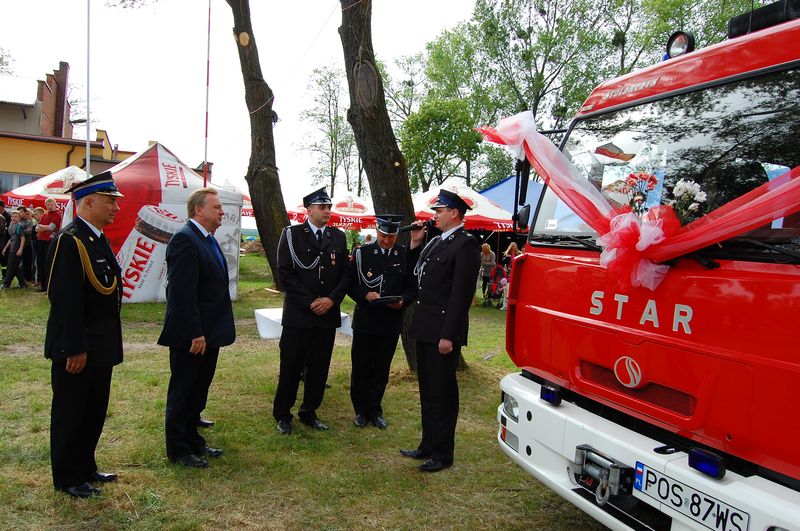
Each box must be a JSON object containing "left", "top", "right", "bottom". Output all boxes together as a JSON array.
[{"left": 0, "top": 0, "right": 476, "bottom": 206}]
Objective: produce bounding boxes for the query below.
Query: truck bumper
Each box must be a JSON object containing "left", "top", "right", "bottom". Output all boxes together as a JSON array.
[{"left": 498, "top": 372, "right": 800, "bottom": 531}]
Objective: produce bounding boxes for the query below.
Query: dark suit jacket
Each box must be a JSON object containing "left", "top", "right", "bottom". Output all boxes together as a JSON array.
[
  {"left": 277, "top": 222, "right": 350, "bottom": 329},
  {"left": 349, "top": 242, "right": 419, "bottom": 336},
  {"left": 44, "top": 218, "right": 123, "bottom": 366},
  {"left": 410, "top": 228, "right": 481, "bottom": 346},
  {"left": 157, "top": 221, "right": 235, "bottom": 349}
]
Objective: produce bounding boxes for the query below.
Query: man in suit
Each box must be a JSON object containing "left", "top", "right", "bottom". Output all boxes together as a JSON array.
[
  {"left": 45, "top": 171, "right": 124, "bottom": 498},
  {"left": 273, "top": 187, "right": 350, "bottom": 434},
  {"left": 159, "top": 188, "right": 235, "bottom": 468},
  {"left": 348, "top": 214, "right": 420, "bottom": 430},
  {"left": 401, "top": 189, "right": 481, "bottom": 472}
]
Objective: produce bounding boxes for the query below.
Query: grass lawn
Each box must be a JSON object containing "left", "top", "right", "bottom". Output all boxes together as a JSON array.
[{"left": 0, "top": 255, "right": 602, "bottom": 529}]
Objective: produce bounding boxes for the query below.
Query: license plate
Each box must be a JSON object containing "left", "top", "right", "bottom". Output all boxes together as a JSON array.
[{"left": 634, "top": 462, "right": 749, "bottom": 531}]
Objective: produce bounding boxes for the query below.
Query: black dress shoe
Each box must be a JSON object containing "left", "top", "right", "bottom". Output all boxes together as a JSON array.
[
  {"left": 61, "top": 482, "right": 101, "bottom": 498},
  {"left": 203, "top": 446, "right": 223, "bottom": 458},
  {"left": 399, "top": 448, "right": 431, "bottom": 460},
  {"left": 276, "top": 420, "right": 292, "bottom": 435},
  {"left": 300, "top": 418, "right": 329, "bottom": 431},
  {"left": 89, "top": 471, "right": 117, "bottom": 483},
  {"left": 371, "top": 416, "right": 388, "bottom": 430},
  {"left": 354, "top": 414, "right": 368, "bottom": 427},
  {"left": 196, "top": 418, "right": 214, "bottom": 428},
  {"left": 171, "top": 454, "right": 209, "bottom": 468},
  {"left": 419, "top": 458, "right": 452, "bottom": 473}
]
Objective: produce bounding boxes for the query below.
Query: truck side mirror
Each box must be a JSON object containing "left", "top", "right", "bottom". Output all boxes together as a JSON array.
[{"left": 516, "top": 204, "right": 531, "bottom": 232}]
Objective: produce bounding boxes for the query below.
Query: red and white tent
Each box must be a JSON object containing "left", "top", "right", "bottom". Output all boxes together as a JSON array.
[
  {"left": 413, "top": 181, "right": 514, "bottom": 231},
  {"left": 64, "top": 143, "right": 243, "bottom": 303},
  {"left": 2, "top": 166, "right": 88, "bottom": 212},
  {"left": 288, "top": 193, "right": 376, "bottom": 230}
]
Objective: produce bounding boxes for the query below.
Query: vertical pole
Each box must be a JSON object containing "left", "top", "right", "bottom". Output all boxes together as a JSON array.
[
  {"left": 86, "top": 0, "right": 91, "bottom": 176},
  {"left": 203, "top": 0, "right": 211, "bottom": 186}
]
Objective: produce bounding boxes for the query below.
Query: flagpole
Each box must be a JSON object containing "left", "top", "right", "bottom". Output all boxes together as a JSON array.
[
  {"left": 203, "top": 0, "right": 211, "bottom": 186},
  {"left": 86, "top": 0, "right": 91, "bottom": 176}
]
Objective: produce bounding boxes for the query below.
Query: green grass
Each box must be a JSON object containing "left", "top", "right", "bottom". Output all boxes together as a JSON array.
[{"left": 0, "top": 254, "right": 601, "bottom": 529}]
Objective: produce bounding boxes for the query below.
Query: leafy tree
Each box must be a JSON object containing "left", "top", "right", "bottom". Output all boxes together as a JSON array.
[
  {"left": 425, "top": 22, "right": 513, "bottom": 127},
  {"left": 474, "top": 145, "right": 515, "bottom": 190},
  {"left": 338, "top": 125, "right": 366, "bottom": 196},
  {"left": 641, "top": 0, "right": 765, "bottom": 50},
  {"left": 472, "top": 0, "right": 612, "bottom": 127},
  {"left": 400, "top": 98, "right": 482, "bottom": 191},
  {"left": 380, "top": 53, "right": 427, "bottom": 127},
  {"left": 300, "top": 66, "right": 351, "bottom": 197}
]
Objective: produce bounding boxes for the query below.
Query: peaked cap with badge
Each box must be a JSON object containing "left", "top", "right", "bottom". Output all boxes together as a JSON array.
[
  {"left": 66, "top": 170, "right": 124, "bottom": 200},
  {"left": 431, "top": 189, "right": 471, "bottom": 214},
  {"left": 302, "top": 187, "right": 333, "bottom": 207},
  {"left": 375, "top": 214, "right": 403, "bottom": 235}
]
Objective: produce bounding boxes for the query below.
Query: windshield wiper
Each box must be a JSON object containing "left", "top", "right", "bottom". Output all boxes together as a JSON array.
[
  {"left": 730, "top": 238, "right": 800, "bottom": 261},
  {"left": 531, "top": 233, "right": 603, "bottom": 252}
]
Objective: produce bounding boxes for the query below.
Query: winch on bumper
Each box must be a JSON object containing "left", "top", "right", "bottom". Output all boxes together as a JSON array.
[{"left": 497, "top": 372, "right": 800, "bottom": 531}]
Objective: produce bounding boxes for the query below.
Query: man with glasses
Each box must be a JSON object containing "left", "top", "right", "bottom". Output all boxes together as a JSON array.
[{"left": 273, "top": 187, "right": 350, "bottom": 434}]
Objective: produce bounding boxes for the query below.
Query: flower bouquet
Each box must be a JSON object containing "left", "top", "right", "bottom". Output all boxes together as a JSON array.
[
  {"left": 622, "top": 172, "right": 658, "bottom": 215},
  {"left": 669, "top": 179, "right": 707, "bottom": 225}
]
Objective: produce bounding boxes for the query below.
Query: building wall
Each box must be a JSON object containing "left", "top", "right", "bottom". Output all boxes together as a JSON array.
[{"left": 0, "top": 102, "right": 42, "bottom": 135}]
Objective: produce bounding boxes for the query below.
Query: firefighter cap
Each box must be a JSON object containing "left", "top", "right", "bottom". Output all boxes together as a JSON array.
[
  {"left": 66, "top": 171, "right": 124, "bottom": 200},
  {"left": 303, "top": 187, "right": 333, "bottom": 207},
  {"left": 375, "top": 214, "right": 403, "bottom": 235}
]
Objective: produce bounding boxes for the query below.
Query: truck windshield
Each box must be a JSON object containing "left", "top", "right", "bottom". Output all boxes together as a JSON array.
[{"left": 533, "top": 66, "right": 800, "bottom": 257}]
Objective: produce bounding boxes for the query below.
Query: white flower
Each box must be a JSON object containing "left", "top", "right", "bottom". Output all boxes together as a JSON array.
[
  {"left": 688, "top": 202, "right": 699, "bottom": 211},
  {"left": 673, "top": 180, "right": 689, "bottom": 197},
  {"left": 694, "top": 191, "right": 707, "bottom": 202}
]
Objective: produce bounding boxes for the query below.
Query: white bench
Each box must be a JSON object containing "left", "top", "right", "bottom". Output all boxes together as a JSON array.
[{"left": 254, "top": 308, "right": 353, "bottom": 339}]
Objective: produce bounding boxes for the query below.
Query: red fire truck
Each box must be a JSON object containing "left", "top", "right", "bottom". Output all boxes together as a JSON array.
[{"left": 494, "top": 2, "right": 800, "bottom": 529}]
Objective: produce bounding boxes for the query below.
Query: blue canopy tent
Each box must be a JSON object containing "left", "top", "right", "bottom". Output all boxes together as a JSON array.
[
  {"left": 472, "top": 176, "right": 545, "bottom": 259},
  {"left": 479, "top": 175, "right": 544, "bottom": 227}
]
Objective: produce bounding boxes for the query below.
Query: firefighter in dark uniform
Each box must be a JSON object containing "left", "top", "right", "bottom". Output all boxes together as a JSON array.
[
  {"left": 44, "top": 172, "right": 124, "bottom": 498},
  {"left": 273, "top": 187, "right": 351, "bottom": 434},
  {"left": 400, "top": 189, "right": 481, "bottom": 472},
  {"left": 348, "top": 215, "right": 420, "bottom": 430}
]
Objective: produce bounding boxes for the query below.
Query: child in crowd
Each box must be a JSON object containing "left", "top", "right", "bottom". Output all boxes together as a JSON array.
[{"left": 2, "top": 211, "right": 28, "bottom": 289}]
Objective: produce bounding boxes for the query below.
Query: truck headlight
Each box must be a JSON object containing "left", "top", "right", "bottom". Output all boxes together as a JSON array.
[{"left": 503, "top": 392, "right": 519, "bottom": 421}]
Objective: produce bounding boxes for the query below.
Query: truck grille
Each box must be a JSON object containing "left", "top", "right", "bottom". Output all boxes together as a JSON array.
[{"left": 580, "top": 361, "right": 697, "bottom": 416}]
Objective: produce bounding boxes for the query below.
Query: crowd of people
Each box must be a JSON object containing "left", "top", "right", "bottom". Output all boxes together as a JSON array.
[
  {"left": 44, "top": 180, "right": 481, "bottom": 497},
  {"left": 0, "top": 198, "right": 62, "bottom": 290},
  {"left": 7, "top": 175, "right": 525, "bottom": 498}
]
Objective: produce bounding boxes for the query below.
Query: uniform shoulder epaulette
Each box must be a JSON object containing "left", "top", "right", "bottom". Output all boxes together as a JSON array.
[{"left": 63, "top": 222, "right": 79, "bottom": 236}]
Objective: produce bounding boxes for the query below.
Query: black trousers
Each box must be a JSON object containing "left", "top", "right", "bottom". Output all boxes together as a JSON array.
[
  {"left": 50, "top": 362, "right": 113, "bottom": 489},
  {"left": 350, "top": 331, "right": 398, "bottom": 418},
  {"left": 36, "top": 239, "right": 51, "bottom": 287},
  {"left": 2, "top": 251, "right": 26, "bottom": 288},
  {"left": 22, "top": 244, "right": 34, "bottom": 282},
  {"left": 415, "top": 340, "right": 460, "bottom": 464},
  {"left": 165, "top": 346, "right": 219, "bottom": 459},
  {"left": 273, "top": 326, "right": 335, "bottom": 423}
]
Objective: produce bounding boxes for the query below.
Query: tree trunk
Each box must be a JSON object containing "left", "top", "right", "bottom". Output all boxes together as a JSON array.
[
  {"left": 339, "top": 0, "right": 468, "bottom": 372},
  {"left": 339, "top": 0, "right": 420, "bottom": 370},
  {"left": 227, "top": 0, "right": 288, "bottom": 291}
]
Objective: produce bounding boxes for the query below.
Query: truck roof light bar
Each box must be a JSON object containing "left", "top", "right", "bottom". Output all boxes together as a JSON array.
[
  {"left": 688, "top": 447, "right": 727, "bottom": 479},
  {"left": 728, "top": 0, "right": 800, "bottom": 38}
]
